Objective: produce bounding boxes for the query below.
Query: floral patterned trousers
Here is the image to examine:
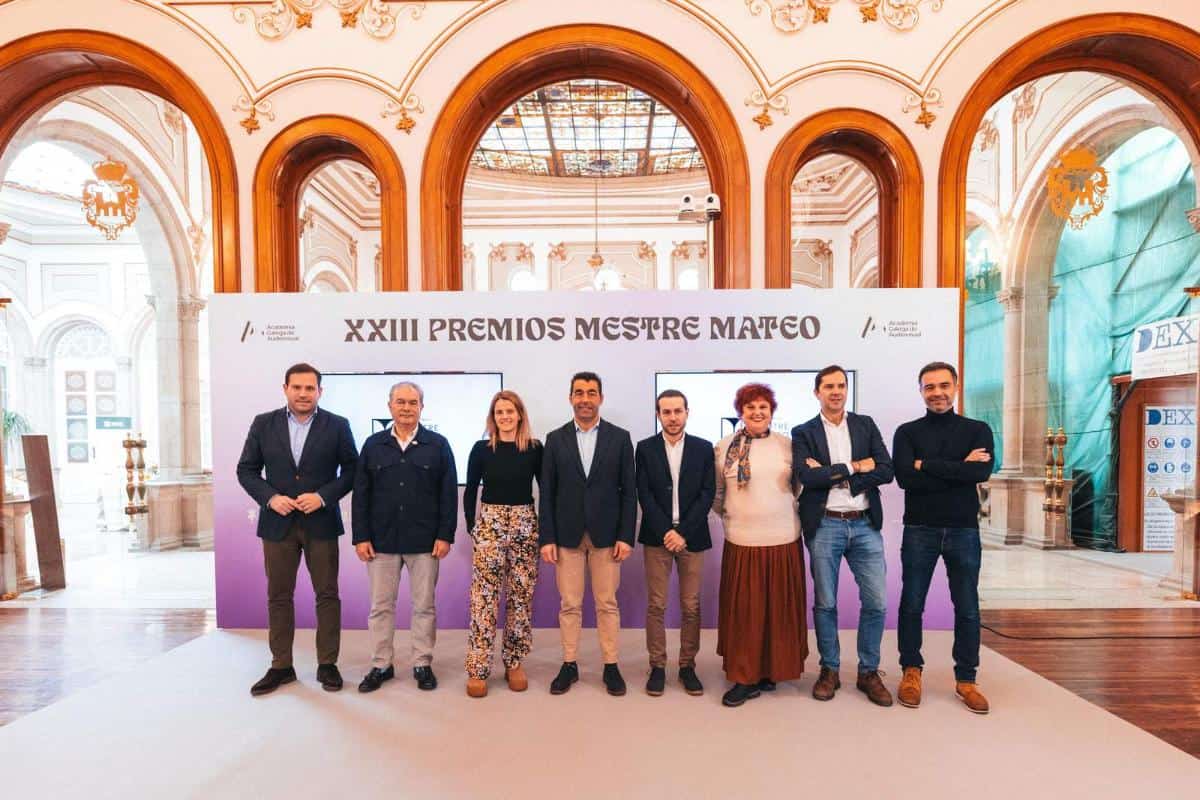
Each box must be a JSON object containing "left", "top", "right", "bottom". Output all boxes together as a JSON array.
[{"left": 465, "top": 502, "right": 540, "bottom": 680}]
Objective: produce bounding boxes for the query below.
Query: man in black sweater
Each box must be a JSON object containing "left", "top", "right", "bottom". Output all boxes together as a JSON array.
[{"left": 892, "top": 361, "right": 994, "bottom": 715}]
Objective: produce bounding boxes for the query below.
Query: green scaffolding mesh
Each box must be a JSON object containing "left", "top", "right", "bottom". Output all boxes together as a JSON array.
[{"left": 966, "top": 127, "right": 1200, "bottom": 547}]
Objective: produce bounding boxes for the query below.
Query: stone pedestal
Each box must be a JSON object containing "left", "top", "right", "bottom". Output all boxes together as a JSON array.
[
  {"left": 1160, "top": 491, "right": 1199, "bottom": 598},
  {"left": 979, "top": 474, "right": 1074, "bottom": 549},
  {"left": 1, "top": 497, "right": 33, "bottom": 598},
  {"left": 136, "top": 475, "right": 213, "bottom": 551}
]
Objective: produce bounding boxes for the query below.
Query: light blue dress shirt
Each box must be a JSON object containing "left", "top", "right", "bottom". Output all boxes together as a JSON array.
[
  {"left": 287, "top": 408, "right": 317, "bottom": 466},
  {"left": 575, "top": 421, "right": 599, "bottom": 478}
]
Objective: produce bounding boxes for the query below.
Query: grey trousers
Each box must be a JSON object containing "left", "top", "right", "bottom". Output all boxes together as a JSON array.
[{"left": 367, "top": 552, "right": 439, "bottom": 669}]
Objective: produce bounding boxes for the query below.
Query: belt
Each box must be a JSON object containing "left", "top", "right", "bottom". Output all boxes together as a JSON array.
[{"left": 824, "top": 509, "right": 865, "bottom": 520}]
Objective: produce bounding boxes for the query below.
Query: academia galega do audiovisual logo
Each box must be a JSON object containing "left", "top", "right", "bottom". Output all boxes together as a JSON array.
[
  {"left": 240, "top": 321, "right": 300, "bottom": 343},
  {"left": 861, "top": 316, "right": 923, "bottom": 339}
]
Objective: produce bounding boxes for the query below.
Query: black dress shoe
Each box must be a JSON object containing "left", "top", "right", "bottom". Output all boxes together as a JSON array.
[
  {"left": 358, "top": 665, "right": 394, "bottom": 693},
  {"left": 645, "top": 666, "right": 666, "bottom": 697},
  {"left": 316, "top": 663, "right": 343, "bottom": 692},
  {"left": 721, "top": 682, "right": 762, "bottom": 707},
  {"left": 549, "top": 662, "right": 579, "bottom": 695},
  {"left": 603, "top": 663, "right": 626, "bottom": 697},
  {"left": 678, "top": 666, "right": 704, "bottom": 696},
  {"left": 413, "top": 666, "right": 438, "bottom": 691},
  {"left": 757, "top": 678, "right": 777, "bottom": 692},
  {"left": 250, "top": 666, "right": 297, "bottom": 696}
]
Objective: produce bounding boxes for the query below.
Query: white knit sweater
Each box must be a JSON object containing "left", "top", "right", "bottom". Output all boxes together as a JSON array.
[{"left": 712, "top": 432, "right": 800, "bottom": 547}]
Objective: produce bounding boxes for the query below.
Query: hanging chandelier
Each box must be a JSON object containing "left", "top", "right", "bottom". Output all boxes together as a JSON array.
[
  {"left": 82, "top": 158, "right": 140, "bottom": 240},
  {"left": 588, "top": 170, "right": 605, "bottom": 270}
]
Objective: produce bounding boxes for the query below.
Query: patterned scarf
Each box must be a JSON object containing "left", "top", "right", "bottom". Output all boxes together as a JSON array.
[{"left": 723, "top": 426, "right": 771, "bottom": 490}]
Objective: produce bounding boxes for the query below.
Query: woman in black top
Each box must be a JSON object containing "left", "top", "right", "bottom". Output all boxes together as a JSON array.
[{"left": 463, "top": 389, "right": 543, "bottom": 698}]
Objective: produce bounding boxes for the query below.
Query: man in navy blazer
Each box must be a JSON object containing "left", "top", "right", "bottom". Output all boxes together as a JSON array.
[
  {"left": 792, "top": 365, "right": 895, "bottom": 707},
  {"left": 236, "top": 362, "right": 357, "bottom": 696},
  {"left": 635, "top": 389, "right": 715, "bottom": 698},
  {"left": 539, "top": 371, "right": 636, "bottom": 697}
]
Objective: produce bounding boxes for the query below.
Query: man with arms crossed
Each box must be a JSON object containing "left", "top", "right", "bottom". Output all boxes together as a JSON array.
[
  {"left": 892, "top": 361, "right": 994, "bottom": 714},
  {"left": 237, "top": 362, "right": 357, "bottom": 696},
  {"left": 792, "top": 365, "right": 895, "bottom": 706},
  {"left": 352, "top": 381, "right": 457, "bottom": 693},
  {"left": 540, "top": 371, "right": 637, "bottom": 696},
  {"left": 635, "top": 389, "right": 716, "bottom": 697}
]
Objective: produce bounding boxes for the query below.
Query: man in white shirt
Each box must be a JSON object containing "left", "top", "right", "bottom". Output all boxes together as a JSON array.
[
  {"left": 792, "top": 365, "right": 895, "bottom": 706},
  {"left": 634, "top": 390, "right": 716, "bottom": 697}
]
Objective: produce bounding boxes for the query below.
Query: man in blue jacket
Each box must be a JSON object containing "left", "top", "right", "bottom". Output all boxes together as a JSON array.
[
  {"left": 352, "top": 381, "right": 457, "bottom": 693},
  {"left": 792, "top": 365, "right": 895, "bottom": 707},
  {"left": 237, "top": 362, "right": 358, "bottom": 696}
]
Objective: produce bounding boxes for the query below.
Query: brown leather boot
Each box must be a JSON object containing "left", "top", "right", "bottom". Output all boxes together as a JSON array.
[
  {"left": 811, "top": 667, "right": 841, "bottom": 701},
  {"left": 856, "top": 670, "right": 894, "bottom": 707},
  {"left": 466, "top": 678, "right": 487, "bottom": 698},
  {"left": 505, "top": 665, "right": 528, "bottom": 692},
  {"left": 897, "top": 666, "right": 922, "bottom": 708},
  {"left": 955, "top": 682, "right": 990, "bottom": 714}
]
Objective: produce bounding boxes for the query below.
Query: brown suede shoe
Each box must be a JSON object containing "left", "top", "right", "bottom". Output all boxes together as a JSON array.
[
  {"left": 897, "top": 666, "right": 922, "bottom": 708},
  {"left": 856, "top": 670, "right": 893, "bottom": 707},
  {"left": 955, "top": 681, "right": 990, "bottom": 714},
  {"left": 466, "top": 678, "right": 487, "bottom": 698},
  {"left": 505, "top": 665, "right": 528, "bottom": 692},
  {"left": 811, "top": 667, "right": 841, "bottom": 701}
]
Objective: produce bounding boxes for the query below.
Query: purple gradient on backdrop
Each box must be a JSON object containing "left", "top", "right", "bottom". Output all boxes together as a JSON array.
[{"left": 215, "top": 476, "right": 956, "bottom": 632}]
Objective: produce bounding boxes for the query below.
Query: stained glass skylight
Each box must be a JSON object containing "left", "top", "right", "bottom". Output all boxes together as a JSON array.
[{"left": 471, "top": 79, "right": 705, "bottom": 178}]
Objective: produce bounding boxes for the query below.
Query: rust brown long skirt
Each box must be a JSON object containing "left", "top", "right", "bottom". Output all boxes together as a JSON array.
[{"left": 716, "top": 539, "right": 808, "bottom": 684}]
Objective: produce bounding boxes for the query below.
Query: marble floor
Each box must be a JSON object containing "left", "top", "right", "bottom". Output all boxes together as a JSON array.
[{"left": 980, "top": 547, "right": 1182, "bottom": 609}]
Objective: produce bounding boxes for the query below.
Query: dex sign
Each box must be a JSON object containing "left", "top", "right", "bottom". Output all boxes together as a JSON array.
[{"left": 1131, "top": 314, "right": 1199, "bottom": 380}]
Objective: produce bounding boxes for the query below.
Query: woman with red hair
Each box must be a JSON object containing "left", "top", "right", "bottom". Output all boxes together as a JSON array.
[{"left": 713, "top": 382, "right": 807, "bottom": 707}]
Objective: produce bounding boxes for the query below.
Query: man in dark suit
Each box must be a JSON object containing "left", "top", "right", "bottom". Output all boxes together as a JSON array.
[
  {"left": 540, "top": 371, "right": 636, "bottom": 697},
  {"left": 792, "top": 364, "right": 895, "bottom": 707},
  {"left": 237, "top": 362, "right": 357, "bottom": 696},
  {"left": 635, "top": 389, "right": 715, "bottom": 698}
]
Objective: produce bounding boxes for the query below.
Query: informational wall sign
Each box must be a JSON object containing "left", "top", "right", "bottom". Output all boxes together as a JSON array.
[
  {"left": 1132, "top": 314, "right": 1199, "bottom": 380},
  {"left": 1143, "top": 406, "right": 1196, "bottom": 551}
]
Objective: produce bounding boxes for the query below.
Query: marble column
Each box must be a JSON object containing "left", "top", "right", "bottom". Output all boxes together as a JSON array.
[
  {"left": 21, "top": 356, "right": 51, "bottom": 449},
  {"left": 177, "top": 296, "right": 205, "bottom": 476},
  {"left": 996, "top": 286, "right": 1024, "bottom": 474}
]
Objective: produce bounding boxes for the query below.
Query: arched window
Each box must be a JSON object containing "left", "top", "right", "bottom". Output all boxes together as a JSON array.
[
  {"left": 463, "top": 79, "right": 710, "bottom": 292},
  {"left": 765, "top": 110, "right": 922, "bottom": 288},
  {"left": 960, "top": 69, "right": 1200, "bottom": 552},
  {"left": 421, "top": 25, "right": 750, "bottom": 289}
]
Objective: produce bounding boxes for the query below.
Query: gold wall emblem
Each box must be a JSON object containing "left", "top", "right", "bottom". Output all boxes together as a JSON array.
[
  {"left": 1047, "top": 147, "right": 1109, "bottom": 230},
  {"left": 82, "top": 159, "right": 140, "bottom": 240}
]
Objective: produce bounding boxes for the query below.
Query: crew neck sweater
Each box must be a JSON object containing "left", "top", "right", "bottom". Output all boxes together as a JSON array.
[
  {"left": 891, "top": 410, "right": 994, "bottom": 529},
  {"left": 712, "top": 432, "right": 799, "bottom": 547},
  {"left": 463, "top": 439, "right": 543, "bottom": 529}
]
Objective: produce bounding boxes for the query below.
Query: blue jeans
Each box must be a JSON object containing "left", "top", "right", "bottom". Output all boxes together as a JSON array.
[
  {"left": 806, "top": 517, "right": 886, "bottom": 673},
  {"left": 897, "top": 525, "right": 981, "bottom": 682}
]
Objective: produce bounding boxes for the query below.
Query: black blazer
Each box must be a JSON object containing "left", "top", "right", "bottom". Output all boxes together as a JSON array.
[
  {"left": 791, "top": 412, "right": 894, "bottom": 538},
  {"left": 539, "top": 419, "right": 636, "bottom": 549},
  {"left": 635, "top": 433, "right": 715, "bottom": 552},
  {"left": 351, "top": 425, "right": 458, "bottom": 554},
  {"left": 236, "top": 408, "right": 358, "bottom": 541}
]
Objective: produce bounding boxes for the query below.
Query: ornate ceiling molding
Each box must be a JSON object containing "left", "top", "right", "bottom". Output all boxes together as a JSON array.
[
  {"left": 745, "top": 0, "right": 944, "bottom": 34},
  {"left": 232, "top": 1, "right": 425, "bottom": 41},
  {"left": 745, "top": 90, "right": 789, "bottom": 131},
  {"left": 976, "top": 114, "right": 999, "bottom": 151},
  {"left": 381, "top": 94, "right": 424, "bottom": 134},
  {"left": 233, "top": 95, "right": 276, "bottom": 134},
  {"left": 902, "top": 87, "right": 942, "bottom": 129},
  {"left": 151, "top": 0, "right": 1013, "bottom": 134}
]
